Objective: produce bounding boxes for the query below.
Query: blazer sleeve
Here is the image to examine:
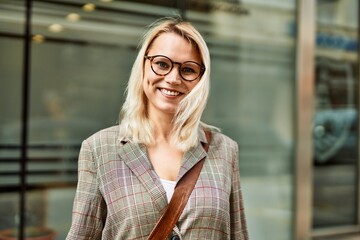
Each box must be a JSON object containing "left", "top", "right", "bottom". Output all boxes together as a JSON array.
[
  {"left": 230, "top": 143, "right": 249, "bottom": 240},
  {"left": 66, "top": 139, "right": 107, "bottom": 240}
]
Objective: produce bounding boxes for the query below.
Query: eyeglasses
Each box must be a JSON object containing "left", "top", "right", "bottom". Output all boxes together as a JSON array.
[{"left": 144, "top": 55, "right": 205, "bottom": 82}]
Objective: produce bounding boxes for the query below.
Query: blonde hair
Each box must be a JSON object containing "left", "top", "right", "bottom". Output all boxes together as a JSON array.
[{"left": 120, "top": 17, "right": 211, "bottom": 151}]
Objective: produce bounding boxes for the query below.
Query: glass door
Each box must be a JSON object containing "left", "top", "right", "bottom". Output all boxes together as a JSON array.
[{"left": 313, "top": 0, "right": 359, "bottom": 234}]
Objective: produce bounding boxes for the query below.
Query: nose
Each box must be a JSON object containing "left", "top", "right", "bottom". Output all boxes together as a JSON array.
[{"left": 164, "top": 65, "right": 182, "bottom": 85}]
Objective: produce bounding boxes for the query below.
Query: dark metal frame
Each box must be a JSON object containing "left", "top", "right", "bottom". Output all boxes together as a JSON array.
[{"left": 19, "top": 0, "right": 32, "bottom": 238}]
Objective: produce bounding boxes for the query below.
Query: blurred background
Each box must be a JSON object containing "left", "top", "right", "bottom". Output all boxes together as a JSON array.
[{"left": 0, "top": 0, "right": 359, "bottom": 239}]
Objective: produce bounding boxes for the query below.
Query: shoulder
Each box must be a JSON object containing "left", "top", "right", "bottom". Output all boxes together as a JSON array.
[
  {"left": 201, "top": 125, "right": 238, "bottom": 151},
  {"left": 201, "top": 126, "right": 239, "bottom": 166},
  {"left": 212, "top": 130, "right": 238, "bottom": 150},
  {"left": 84, "top": 125, "right": 120, "bottom": 146}
]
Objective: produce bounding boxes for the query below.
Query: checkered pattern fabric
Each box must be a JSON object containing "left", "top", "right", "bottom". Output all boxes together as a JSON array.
[{"left": 66, "top": 125, "right": 248, "bottom": 240}]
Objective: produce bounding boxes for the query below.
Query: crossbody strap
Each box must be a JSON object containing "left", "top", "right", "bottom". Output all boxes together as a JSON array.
[{"left": 147, "top": 130, "right": 212, "bottom": 240}]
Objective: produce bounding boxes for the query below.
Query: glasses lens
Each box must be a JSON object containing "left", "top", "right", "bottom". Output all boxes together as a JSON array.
[
  {"left": 180, "top": 62, "right": 202, "bottom": 81},
  {"left": 151, "top": 56, "right": 172, "bottom": 75},
  {"left": 149, "top": 55, "right": 203, "bottom": 81}
]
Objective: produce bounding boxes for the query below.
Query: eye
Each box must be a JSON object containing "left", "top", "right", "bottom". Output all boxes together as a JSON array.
[
  {"left": 153, "top": 59, "right": 170, "bottom": 70},
  {"left": 181, "top": 67, "right": 196, "bottom": 74},
  {"left": 181, "top": 62, "right": 200, "bottom": 76}
]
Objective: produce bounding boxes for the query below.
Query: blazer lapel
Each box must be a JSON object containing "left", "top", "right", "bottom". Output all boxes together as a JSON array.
[
  {"left": 117, "top": 139, "right": 168, "bottom": 213},
  {"left": 177, "top": 129, "right": 208, "bottom": 182}
]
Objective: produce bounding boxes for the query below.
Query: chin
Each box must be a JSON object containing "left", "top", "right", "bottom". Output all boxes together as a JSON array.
[{"left": 158, "top": 104, "right": 178, "bottom": 115}]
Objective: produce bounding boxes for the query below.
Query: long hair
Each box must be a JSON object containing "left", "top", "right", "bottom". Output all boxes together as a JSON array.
[{"left": 120, "top": 17, "right": 211, "bottom": 151}]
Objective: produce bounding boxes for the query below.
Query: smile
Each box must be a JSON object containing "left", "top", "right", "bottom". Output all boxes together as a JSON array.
[{"left": 160, "top": 88, "right": 181, "bottom": 96}]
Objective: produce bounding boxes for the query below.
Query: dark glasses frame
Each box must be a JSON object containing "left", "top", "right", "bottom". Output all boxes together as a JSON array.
[{"left": 144, "top": 55, "right": 205, "bottom": 82}]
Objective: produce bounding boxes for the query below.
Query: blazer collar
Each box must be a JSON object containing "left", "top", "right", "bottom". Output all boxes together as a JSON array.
[
  {"left": 117, "top": 139, "right": 168, "bottom": 213},
  {"left": 116, "top": 125, "right": 208, "bottom": 212}
]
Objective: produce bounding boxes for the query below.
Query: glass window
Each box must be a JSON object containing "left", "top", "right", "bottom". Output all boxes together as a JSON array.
[
  {"left": 188, "top": 0, "right": 297, "bottom": 239},
  {"left": 313, "top": 0, "right": 359, "bottom": 228},
  {"left": 0, "top": 0, "right": 24, "bottom": 235},
  {"left": 1, "top": 0, "right": 300, "bottom": 239}
]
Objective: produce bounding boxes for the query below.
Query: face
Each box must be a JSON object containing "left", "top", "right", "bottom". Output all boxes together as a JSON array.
[{"left": 143, "top": 32, "right": 202, "bottom": 117}]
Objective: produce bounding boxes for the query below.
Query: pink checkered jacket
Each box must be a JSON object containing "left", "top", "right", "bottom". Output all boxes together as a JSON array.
[{"left": 66, "top": 125, "right": 248, "bottom": 240}]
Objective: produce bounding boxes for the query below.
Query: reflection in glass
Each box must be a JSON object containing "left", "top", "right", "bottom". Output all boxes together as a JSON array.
[{"left": 313, "top": 0, "right": 358, "bottom": 228}]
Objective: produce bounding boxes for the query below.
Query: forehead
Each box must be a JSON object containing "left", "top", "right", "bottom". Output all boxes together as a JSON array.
[{"left": 147, "top": 32, "right": 201, "bottom": 62}]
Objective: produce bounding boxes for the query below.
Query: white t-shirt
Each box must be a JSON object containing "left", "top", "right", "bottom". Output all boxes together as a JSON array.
[{"left": 159, "top": 178, "right": 176, "bottom": 203}]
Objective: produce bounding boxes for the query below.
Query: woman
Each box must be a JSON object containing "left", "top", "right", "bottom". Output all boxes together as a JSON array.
[{"left": 66, "top": 18, "right": 248, "bottom": 240}]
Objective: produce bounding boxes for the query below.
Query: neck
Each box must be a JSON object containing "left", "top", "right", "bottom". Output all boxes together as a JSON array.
[{"left": 149, "top": 110, "right": 176, "bottom": 144}]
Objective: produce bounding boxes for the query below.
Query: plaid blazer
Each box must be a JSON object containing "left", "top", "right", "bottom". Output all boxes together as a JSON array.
[{"left": 66, "top": 125, "right": 248, "bottom": 240}]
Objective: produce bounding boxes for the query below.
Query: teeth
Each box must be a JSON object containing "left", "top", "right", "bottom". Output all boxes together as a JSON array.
[{"left": 161, "top": 89, "right": 180, "bottom": 96}]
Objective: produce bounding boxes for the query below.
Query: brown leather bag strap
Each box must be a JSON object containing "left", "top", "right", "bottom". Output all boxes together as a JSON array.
[{"left": 147, "top": 130, "right": 212, "bottom": 240}]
